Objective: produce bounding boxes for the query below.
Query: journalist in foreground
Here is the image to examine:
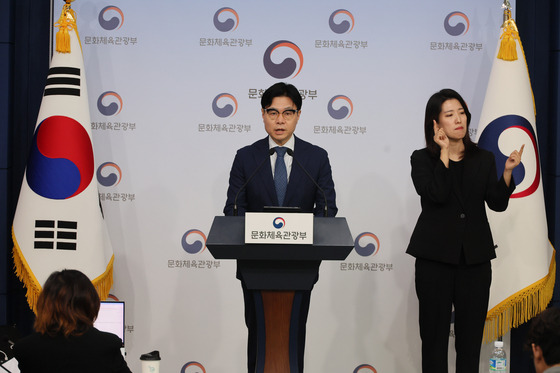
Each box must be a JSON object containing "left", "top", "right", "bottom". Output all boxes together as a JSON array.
[
  {"left": 13, "top": 269, "right": 131, "bottom": 373},
  {"left": 406, "top": 88, "right": 523, "bottom": 373},
  {"left": 526, "top": 307, "right": 560, "bottom": 373}
]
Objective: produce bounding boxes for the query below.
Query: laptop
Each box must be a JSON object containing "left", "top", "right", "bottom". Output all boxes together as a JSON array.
[{"left": 94, "top": 301, "right": 125, "bottom": 348}]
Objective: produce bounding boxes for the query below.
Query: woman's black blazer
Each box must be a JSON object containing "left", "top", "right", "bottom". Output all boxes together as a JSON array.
[
  {"left": 407, "top": 147, "right": 515, "bottom": 265},
  {"left": 13, "top": 327, "right": 131, "bottom": 373}
]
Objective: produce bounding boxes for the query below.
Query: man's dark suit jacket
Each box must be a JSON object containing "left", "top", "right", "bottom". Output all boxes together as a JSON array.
[
  {"left": 224, "top": 136, "right": 337, "bottom": 217},
  {"left": 13, "top": 327, "right": 131, "bottom": 373},
  {"left": 407, "top": 147, "right": 515, "bottom": 265}
]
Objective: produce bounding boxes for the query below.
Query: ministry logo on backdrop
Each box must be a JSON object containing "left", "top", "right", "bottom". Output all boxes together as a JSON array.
[
  {"left": 96, "top": 161, "right": 134, "bottom": 203},
  {"left": 83, "top": 5, "right": 137, "bottom": 46},
  {"left": 342, "top": 232, "right": 392, "bottom": 272},
  {"left": 181, "top": 229, "right": 207, "bottom": 254},
  {"left": 354, "top": 364, "right": 377, "bottom": 373},
  {"left": 212, "top": 93, "right": 238, "bottom": 118},
  {"left": 169, "top": 229, "right": 219, "bottom": 270},
  {"left": 92, "top": 91, "right": 135, "bottom": 133},
  {"left": 327, "top": 95, "right": 353, "bottom": 120},
  {"left": 354, "top": 232, "right": 380, "bottom": 257},
  {"left": 200, "top": 7, "right": 250, "bottom": 48},
  {"left": 430, "top": 11, "right": 481, "bottom": 52},
  {"left": 97, "top": 91, "right": 123, "bottom": 116},
  {"left": 316, "top": 9, "right": 367, "bottom": 50},
  {"left": 263, "top": 40, "right": 303, "bottom": 79},
  {"left": 200, "top": 93, "right": 249, "bottom": 133},
  {"left": 213, "top": 7, "right": 239, "bottom": 32},
  {"left": 27, "top": 116, "right": 94, "bottom": 200},
  {"left": 98, "top": 6, "right": 124, "bottom": 31},
  {"left": 444, "top": 11, "right": 469, "bottom": 36},
  {"left": 329, "top": 9, "right": 355, "bottom": 34},
  {"left": 96, "top": 162, "right": 122, "bottom": 187},
  {"left": 477, "top": 114, "right": 540, "bottom": 198},
  {"left": 181, "top": 361, "right": 206, "bottom": 373}
]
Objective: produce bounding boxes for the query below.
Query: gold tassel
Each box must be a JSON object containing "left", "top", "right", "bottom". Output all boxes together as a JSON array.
[
  {"left": 13, "top": 227, "right": 115, "bottom": 312},
  {"left": 483, "top": 249, "right": 556, "bottom": 344},
  {"left": 92, "top": 255, "right": 115, "bottom": 301},
  {"left": 498, "top": 26, "right": 518, "bottom": 61},
  {"left": 54, "top": 1, "right": 77, "bottom": 53},
  {"left": 12, "top": 228, "right": 42, "bottom": 314},
  {"left": 497, "top": 10, "right": 520, "bottom": 61}
]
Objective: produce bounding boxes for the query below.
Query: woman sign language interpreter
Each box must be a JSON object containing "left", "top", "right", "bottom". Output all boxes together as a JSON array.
[{"left": 407, "top": 88, "right": 523, "bottom": 373}]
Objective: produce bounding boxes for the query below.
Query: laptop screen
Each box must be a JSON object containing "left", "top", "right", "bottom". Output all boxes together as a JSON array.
[{"left": 94, "top": 301, "right": 125, "bottom": 347}]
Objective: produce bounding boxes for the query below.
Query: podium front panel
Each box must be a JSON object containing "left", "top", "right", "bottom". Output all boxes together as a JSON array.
[{"left": 207, "top": 216, "right": 354, "bottom": 261}]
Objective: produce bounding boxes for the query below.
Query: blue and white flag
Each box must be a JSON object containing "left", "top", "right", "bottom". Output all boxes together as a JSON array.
[
  {"left": 476, "top": 8, "right": 555, "bottom": 343},
  {"left": 12, "top": 3, "right": 114, "bottom": 311}
]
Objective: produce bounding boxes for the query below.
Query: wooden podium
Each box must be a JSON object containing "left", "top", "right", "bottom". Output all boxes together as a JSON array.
[{"left": 206, "top": 216, "right": 353, "bottom": 373}]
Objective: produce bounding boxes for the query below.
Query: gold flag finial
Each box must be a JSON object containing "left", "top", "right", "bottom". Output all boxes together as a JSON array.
[{"left": 502, "top": 0, "right": 512, "bottom": 25}]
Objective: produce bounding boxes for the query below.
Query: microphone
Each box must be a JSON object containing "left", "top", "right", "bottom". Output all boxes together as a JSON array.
[
  {"left": 233, "top": 148, "right": 275, "bottom": 216},
  {"left": 286, "top": 148, "right": 329, "bottom": 217}
]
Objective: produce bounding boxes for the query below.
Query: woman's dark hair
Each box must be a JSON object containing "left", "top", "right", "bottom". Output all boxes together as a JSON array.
[
  {"left": 525, "top": 307, "right": 560, "bottom": 366},
  {"left": 34, "top": 269, "right": 100, "bottom": 337},
  {"left": 424, "top": 88, "right": 476, "bottom": 157},
  {"left": 261, "top": 82, "right": 302, "bottom": 110}
]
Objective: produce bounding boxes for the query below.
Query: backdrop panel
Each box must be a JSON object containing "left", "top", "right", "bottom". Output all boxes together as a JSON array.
[{"left": 63, "top": 1, "right": 515, "bottom": 371}]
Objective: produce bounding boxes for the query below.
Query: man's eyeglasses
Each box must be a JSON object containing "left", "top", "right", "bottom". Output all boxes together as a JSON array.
[{"left": 264, "top": 109, "right": 298, "bottom": 121}]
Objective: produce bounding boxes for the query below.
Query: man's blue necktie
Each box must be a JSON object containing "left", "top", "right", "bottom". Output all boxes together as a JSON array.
[{"left": 274, "top": 147, "right": 288, "bottom": 206}]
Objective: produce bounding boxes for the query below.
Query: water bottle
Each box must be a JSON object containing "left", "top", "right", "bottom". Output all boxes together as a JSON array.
[{"left": 489, "top": 340, "right": 507, "bottom": 372}]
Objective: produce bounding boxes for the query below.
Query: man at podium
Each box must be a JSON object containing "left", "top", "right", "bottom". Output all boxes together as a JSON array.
[{"left": 223, "top": 82, "right": 338, "bottom": 372}]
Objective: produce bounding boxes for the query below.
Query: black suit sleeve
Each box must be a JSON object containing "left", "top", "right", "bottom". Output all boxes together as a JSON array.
[
  {"left": 483, "top": 151, "right": 515, "bottom": 212},
  {"left": 410, "top": 149, "right": 453, "bottom": 204}
]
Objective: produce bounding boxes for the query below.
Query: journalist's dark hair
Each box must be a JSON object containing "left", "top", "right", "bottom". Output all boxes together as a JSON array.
[
  {"left": 34, "top": 269, "right": 100, "bottom": 337},
  {"left": 424, "top": 88, "right": 476, "bottom": 157},
  {"left": 525, "top": 307, "right": 560, "bottom": 366},
  {"left": 261, "top": 82, "right": 302, "bottom": 110}
]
